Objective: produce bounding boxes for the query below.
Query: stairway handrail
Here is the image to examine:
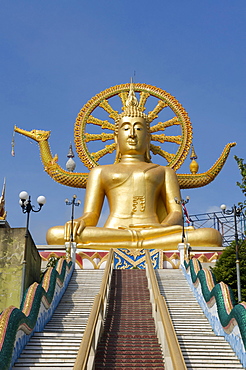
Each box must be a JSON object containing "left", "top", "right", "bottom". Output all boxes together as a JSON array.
[
  {"left": 99, "top": 248, "right": 113, "bottom": 304},
  {"left": 145, "top": 250, "right": 187, "bottom": 370},
  {"left": 73, "top": 248, "right": 114, "bottom": 370}
]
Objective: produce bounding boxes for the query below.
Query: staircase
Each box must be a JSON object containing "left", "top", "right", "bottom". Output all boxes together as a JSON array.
[
  {"left": 95, "top": 269, "right": 164, "bottom": 369},
  {"left": 156, "top": 269, "right": 245, "bottom": 370},
  {"left": 13, "top": 269, "right": 104, "bottom": 370}
]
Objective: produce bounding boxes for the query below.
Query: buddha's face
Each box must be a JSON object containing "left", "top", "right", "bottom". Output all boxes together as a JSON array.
[{"left": 116, "top": 116, "right": 150, "bottom": 156}]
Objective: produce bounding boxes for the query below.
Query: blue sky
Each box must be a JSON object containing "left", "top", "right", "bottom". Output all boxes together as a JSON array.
[{"left": 1, "top": 1, "right": 245, "bottom": 244}]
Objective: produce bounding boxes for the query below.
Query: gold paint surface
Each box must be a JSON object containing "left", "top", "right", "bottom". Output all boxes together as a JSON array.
[
  {"left": 47, "top": 112, "right": 222, "bottom": 249},
  {"left": 13, "top": 84, "right": 235, "bottom": 250}
]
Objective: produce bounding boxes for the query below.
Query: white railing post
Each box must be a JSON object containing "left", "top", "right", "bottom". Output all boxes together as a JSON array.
[{"left": 178, "top": 243, "right": 185, "bottom": 267}]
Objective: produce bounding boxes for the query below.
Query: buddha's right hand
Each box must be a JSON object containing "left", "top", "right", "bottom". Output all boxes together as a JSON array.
[{"left": 64, "top": 218, "right": 86, "bottom": 241}]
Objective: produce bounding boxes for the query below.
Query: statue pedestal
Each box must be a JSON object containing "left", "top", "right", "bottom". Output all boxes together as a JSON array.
[{"left": 38, "top": 244, "right": 224, "bottom": 270}]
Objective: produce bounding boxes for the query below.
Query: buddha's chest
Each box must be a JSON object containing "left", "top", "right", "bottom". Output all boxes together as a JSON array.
[{"left": 102, "top": 166, "right": 164, "bottom": 194}]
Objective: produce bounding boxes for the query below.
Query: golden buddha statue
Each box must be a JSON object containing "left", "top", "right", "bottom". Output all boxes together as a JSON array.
[{"left": 46, "top": 84, "right": 222, "bottom": 250}]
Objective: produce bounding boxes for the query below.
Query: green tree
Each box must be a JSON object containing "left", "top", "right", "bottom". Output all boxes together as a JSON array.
[
  {"left": 211, "top": 240, "right": 246, "bottom": 303},
  {"left": 235, "top": 155, "right": 246, "bottom": 200},
  {"left": 40, "top": 256, "right": 62, "bottom": 281}
]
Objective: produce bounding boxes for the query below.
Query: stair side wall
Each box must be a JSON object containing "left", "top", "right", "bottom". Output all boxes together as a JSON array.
[{"left": 182, "top": 260, "right": 246, "bottom": 367}]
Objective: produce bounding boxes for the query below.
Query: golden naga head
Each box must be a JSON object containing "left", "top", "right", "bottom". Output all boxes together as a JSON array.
[{"left": 14, "top": 126, "right": 51, "bottom": 142}]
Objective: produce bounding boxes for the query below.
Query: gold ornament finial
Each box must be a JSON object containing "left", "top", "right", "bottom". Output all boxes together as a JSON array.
[
  {"left": 115, "top": 81, "right": 149, "bottom": 125},
  {"left": 125, "top": 78, "right": 138, "bottom": 108},
  {"left": 190, "top": 144, "right": 197, "bottom": 160},
  {"left": 189, "top": 144, "right": 199, "bottom": 174}
]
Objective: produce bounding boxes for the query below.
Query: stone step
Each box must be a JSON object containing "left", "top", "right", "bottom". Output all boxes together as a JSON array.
[
  {"left": 183, "top": 354, "right": 243, "bottom": 361},
  {"left": 98, "top": 338, "right": 160, "bottom": 344},
  {"left": 13, "top": 366, "right": 75, "bottom": 369},
  {"left": 14, "top": 353, "right": 78, "bottom": 359},
  {"left": 96, "top": 347, "right": 163, "bottom": 353},
  {"left": 173, "top": 326, "right": 213, "bottom": 331},
  {"left": 95, "top": 354, "right": 164, "bottom": 361},
  {"left": 32, "top": 332, "right": 83, "bottom": 337},
  {"left": 185, "top": 366, "right": 244, "bottom": 370},
  {"left": 181, "top": 347, "right": 237, "bottom": 353},
  {"left": 184, "top": 358, "right": 243, "bottom": 365},
  {"left": 42, "top": 328, "right": 86, "bottom": 332},
  {"left": 96, "top": 358, "right": 164, "bottom": 366},
  {"left": 177, "top": 334, "right": 234, "bottom": 341},
  {"left": 96, "top": 367, "right": 165, "bottom": 370},
  {"left": 44, "top": 320, "right": 88, "bottom": 324},
  {"left": 22, "top": 346, "right": 80, "bottom": 352},
  {"left": 24, "top": 342, "right": 81, "bottom": 347},
  {"left": 96, "top": 367, "right": 164, "bottom": 370},
  {"left": 14, "top": 358, "right": 77, "bottom": 364}
]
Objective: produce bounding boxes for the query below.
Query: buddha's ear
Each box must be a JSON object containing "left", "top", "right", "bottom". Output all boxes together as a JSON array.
[
  {"left": 145, "top": 133, "right": 152, "bottom": 162},
  {"left": 114, "top": 133, "right": 121, "bottom": 163},
  {"left": 147, "top": 132, "right": 151, "bottom": 143},
  {"left": 146, "top": 132, "right": 151, "bottom": 148}
]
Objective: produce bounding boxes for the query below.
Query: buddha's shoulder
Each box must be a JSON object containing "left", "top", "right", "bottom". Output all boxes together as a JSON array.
[
  {"left": 158, "top": 165, "right": 175, "bottom": 173},
  {"left": 153, "top": 165, "right": 177, "bottom": 178},
  {"left": 150, "top": 164, "right": 174, "bottom": 172},
  {"left": 89, "top": 164, "right": 117, "bottom": 175}
]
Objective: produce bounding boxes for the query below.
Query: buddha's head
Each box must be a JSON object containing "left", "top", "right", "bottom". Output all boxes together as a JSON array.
[{"left": 114, "top": 83, "right": 151, "bottom": 162}]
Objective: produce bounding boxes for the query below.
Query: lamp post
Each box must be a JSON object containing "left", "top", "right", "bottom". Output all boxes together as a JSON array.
[
  {"left": 65, "top": 195, "right": 81, "bottom": 242},
  {"left": 19, "top": 191, "right": 46, "bottom": 237},
  {"left": 19, "top": 191, "right": 46, "bottom": 304},
  {"left": 175, "top": 196, "right": 190, "bottom": 243},
  {"left": 220, "top": 203, "right": 243, "bottom": 302}
]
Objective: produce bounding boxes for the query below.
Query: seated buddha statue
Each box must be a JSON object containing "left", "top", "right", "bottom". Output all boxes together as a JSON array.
[{"left": 46, "top": 86, "right": 222, "bottom": 250}]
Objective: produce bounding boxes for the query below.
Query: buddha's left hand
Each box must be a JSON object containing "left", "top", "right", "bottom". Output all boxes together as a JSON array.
[{"left": 64, "top": 218, "right": 86, "bottom": 241}]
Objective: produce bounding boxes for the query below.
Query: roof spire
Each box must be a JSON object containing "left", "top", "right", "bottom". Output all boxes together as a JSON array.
[{"left": 66, "top": 143, "right": 76, "bottom": 172}]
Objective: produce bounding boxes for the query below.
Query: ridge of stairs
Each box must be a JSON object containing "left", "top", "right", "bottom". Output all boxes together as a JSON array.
[
  {"left": 94, "top": 269, "right": 165, "bottom": 369},
  {"left": 12, "top": 269, "right": 105, "bottom": 370},
  {"left": 156, "top": 269, "right": 245, "bottom": 370}
]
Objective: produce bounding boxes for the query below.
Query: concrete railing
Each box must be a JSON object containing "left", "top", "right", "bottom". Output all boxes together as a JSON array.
[
  {"left": 145, "top": 250, "right": 187, "bottom": 370},
  {"left": 73, "top": 249, "right": 114, "bottom": 370}
]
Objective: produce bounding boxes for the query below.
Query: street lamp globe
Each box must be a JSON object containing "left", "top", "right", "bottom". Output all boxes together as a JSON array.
[
  {"left": 37, "top": 195, "right": 46, "bottom": 205},
  {"left": 19, "top": 191, "right": 29, "bottom": 201}
]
